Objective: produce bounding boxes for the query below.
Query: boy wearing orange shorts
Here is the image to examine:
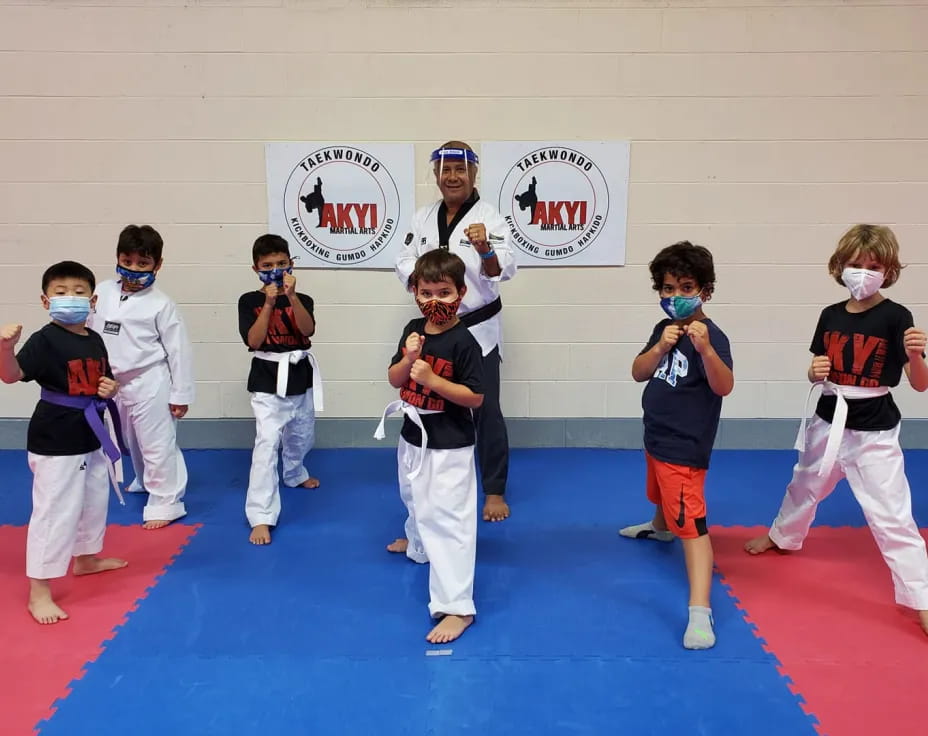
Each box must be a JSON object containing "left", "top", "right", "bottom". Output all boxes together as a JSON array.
[{"left": 619, "top": 241, "right": 734, "bottom": 649}]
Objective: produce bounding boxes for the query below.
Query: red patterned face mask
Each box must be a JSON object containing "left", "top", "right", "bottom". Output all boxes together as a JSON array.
[{"left": 417, "top": 296, "right": 462, "bottom": 325}]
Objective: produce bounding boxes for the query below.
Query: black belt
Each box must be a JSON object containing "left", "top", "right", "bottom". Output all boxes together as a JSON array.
[{"left": 459, "top": 297, "right": 502, "bottom": 328}]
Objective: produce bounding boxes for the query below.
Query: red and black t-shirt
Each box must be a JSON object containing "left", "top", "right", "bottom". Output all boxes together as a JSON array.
[
  {"left": 811, "top": 299, "right": 914, "bottom": 430},
  {"left": 390, "top": 318, "right": 484, "bottom": 449},
  {"left": 16, "top": 323, "right": 113, "bottom": 456},
  {"left": 238, "top": 291, "right": 314, "bottom": 395}
]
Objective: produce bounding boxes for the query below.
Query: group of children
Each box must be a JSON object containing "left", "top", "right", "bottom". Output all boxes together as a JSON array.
[{"left": 1, "top": 223, "right": 926, "bottom": 648}]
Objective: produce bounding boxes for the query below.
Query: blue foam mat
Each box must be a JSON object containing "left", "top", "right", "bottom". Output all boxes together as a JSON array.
[{"left": 5, "top": 447, "right": 926, "bottom": 735}]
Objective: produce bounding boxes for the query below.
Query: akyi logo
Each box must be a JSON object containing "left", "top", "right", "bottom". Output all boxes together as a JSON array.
[
  {"left": 498, "top": 146, "right": 609, "bottom": 261},
  {"left": 283, "top": 146, "right": 400, "bottom": 265}
]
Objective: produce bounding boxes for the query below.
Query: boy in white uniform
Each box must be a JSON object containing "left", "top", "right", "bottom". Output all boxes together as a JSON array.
[{"left": 88, "top": 225, "right": 194, "bottom": 529}]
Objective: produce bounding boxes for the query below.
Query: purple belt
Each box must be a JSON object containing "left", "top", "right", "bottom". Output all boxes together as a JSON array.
[{"left": 40, "top": 388, "right": 127, "bottom": 463}]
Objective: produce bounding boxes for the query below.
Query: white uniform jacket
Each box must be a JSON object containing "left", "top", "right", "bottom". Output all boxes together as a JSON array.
[{"left": 89, "top": 279, "right": 195, "bottom": 406}]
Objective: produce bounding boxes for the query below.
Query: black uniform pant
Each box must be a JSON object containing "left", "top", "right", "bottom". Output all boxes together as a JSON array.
[{"left": 474, "top": 347, "right": 509, "bottom": 497}]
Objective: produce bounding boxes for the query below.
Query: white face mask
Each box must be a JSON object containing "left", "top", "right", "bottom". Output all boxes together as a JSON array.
[{"left": 842, "top": 267, "right": 884, "bottom": 301}]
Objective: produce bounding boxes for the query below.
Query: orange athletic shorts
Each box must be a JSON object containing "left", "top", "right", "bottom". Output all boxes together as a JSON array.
[{"left": 645, "top": 452, "right": 708, "bottom": 539}]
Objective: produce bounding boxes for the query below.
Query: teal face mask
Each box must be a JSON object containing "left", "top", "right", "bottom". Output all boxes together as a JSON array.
[{"left": 660, "top": 295, "right": 702, "bottom": 320}]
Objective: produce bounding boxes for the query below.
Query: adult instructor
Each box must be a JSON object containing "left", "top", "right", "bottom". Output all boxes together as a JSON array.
[{"left": 395, "top": 141, "right": 517, "bottom": 522}]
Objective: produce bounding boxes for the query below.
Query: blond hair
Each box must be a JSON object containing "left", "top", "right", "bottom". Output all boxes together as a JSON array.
[{"left": 828, "top": 224, "right": 904, "bottom": 288}]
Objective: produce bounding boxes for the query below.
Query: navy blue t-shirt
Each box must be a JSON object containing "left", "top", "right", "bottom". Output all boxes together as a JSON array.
[{"left": 640, "top": 318, "right": 733, "bottom": 469}]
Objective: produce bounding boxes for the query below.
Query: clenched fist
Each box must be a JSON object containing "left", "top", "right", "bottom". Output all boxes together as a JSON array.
[
  {"left": 904, "top": 327, "right": 927, "bottom": 358},
  {"left": 405, "top": 332, "right": 424, "bottom": 363},
  {"left": 0, "top": 324, "right": 22, "bottom": 351},
  {"left": 658, "top": 324, "right": 682, "bottom": 353},
  {"left": 97, "top": 376, "right": 119, "bottom": 399},
  {"left": 409, "top": 358, "right": 435, "bottom": 388},
  {"left": 809, "top": 355, "right": 832, "bottom": 382},
  {"left": 464, "top": 223, "right": 489, "bottom": 253},
  {"left": 683, "top": 321, "right": 710, "bottom": 354},
  {"left": 282, "top": 272, "right": 297, "bottom": 298}
]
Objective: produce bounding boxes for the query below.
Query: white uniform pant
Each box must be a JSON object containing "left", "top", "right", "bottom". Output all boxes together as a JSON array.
[
  {"left": 397, "top": 438, "right": 477, "bottom": 618},
  {"left": 27, "top": 450, "right": 109, "bottom": 579},
  {"left": 116, "top": 362, "right": 187, "bottom": 522},
  {"left": 246, "top": 390, "right": 315, "bottom": 528},
  {"left": 770, "top": 415, "right": 928, "bottom": 610}
]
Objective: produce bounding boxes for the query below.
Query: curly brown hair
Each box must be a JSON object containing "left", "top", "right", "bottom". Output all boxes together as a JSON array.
[
  {"left": 649, "top": 241, "right": 716, "bottom": 297},
  {"left": 828, "top": 224, "right": 903, "bottom": 288}
]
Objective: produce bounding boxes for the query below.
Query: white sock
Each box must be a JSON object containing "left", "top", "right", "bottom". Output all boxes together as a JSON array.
[
  {"left": 684, "top": 606, "right": 715, "bottom": 650},
  {"left": 618, "top": 521, "right": 674, "bottom": 543}
]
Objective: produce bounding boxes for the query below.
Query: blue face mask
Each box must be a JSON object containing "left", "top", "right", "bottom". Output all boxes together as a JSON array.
[
  {"left": 660, "top": 295, "right": 702, "bottom": 320},
  {"left": 48, "top": 296, "right": 91, "bottom": 325},
  {"left": 116, "top": 265, "right": 156, "bottom": 289},
  {"left": 257, "top": 267, "right": 292, "bottom": 287}
]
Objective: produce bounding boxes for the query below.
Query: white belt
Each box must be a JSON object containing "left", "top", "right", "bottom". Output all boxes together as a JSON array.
[
  {"left": 374, "top": 399, "right": 441, "bottom": 480},
  {"left": 795, "top": 381, "right": 890, "bottom": 476},
  {"left": 254, "top": 349, "right": 324, "bottom": 410}
]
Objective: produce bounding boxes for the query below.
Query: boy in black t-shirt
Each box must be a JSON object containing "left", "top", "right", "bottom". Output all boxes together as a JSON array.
[
  {"left": 238, "top": 235, "right": 320, "bottom": 546},
  {"left": 379, "top": 249, "right": 484, "bottom": 644},
  {"left": 0, "top": 261, "right": 126, "bottom": 625},
  {"left": 619, "top": 242, "right": 734, "bottom": 650},
  {"left": 745, "top": 225, "right": 928, "bottom": 636}
]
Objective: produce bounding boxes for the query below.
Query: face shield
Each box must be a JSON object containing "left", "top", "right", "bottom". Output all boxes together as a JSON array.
[{"left": 430, "top": 146, "right": 479, "bottom": 182}]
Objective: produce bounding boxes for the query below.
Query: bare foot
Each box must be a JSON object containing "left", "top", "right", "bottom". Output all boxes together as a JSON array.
[
  {"left": 427, "top": 614, "right": 474, "bottom": 644},
  {"left": 919, "top": 610, "right": 928, "bottom": 637},
  {"left": 142, "top": 519, "right": 172, "bottom": 530},
  {"left": 299, "top": 477, "right": 320, "bottom": 489},
  {"left": 28, "top": 580, "right": 69, "bottom": 625},
  {"left": 744, "top": 534, "right": 779, "bottom": 555},
  {"left": 250, "top": 524, "right": 271, "bottom": 545},
  {"left": 483, "top": 495, "right": 510, "bottom": 522},
  {"left": 386, "top": 538, "right": 408, "bottom": 553},
  {"left": 72, "top": 556, "right": 128, "bottom": 576}
]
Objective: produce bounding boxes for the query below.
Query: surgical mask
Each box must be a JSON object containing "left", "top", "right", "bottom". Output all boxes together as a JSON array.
[
  {"left": 417, "top": 296, "right": 462, "bottom": 325},
  {"left": 116, "top": 265, "right": 156, "bottom": 290},
  {"left": 49, "top": 296, "right": 91, "bottom": 325},
  {"left": 660, "top": 295, "right": 702, "bottom": 321},
  {"left": 842, "top": 267, "right": 884, "bottom": 301},
  {"left": 258, "top": 267, "right": 292, "bottom": 287}
]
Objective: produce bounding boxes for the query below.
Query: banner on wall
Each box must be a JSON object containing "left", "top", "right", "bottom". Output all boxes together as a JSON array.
[
  {"left": 480, "top": 141, "right": 630, "bottom": 266},
  {"left": 266, "top": 142, "right": 415, "bottom": 268}
]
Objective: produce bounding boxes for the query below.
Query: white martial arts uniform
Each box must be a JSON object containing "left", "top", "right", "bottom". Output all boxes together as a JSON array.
[
  {"left": 377, "top": 402, "right": 478, "bottom": 618},
  {"left": 245, "top": 371, "right": 317, "bottom": 528},
  {"left": 771, "top": 383, "right": 928, "bottom": 610},
  {"left": 88, "top": 279, "right": 193, "bottom": 522},
  {"left": 238, "top": 291, "right": 321, "bottom": 529},
  {"left": 395, "top": 197, "right": 517, "bottom": 358},
  {"left": 27, "top": 449, "right": 110, "bottom": 579}
]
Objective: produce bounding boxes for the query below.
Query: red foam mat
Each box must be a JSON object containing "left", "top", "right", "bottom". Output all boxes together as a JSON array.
[
  {"left": 713, "top": 525, "right": 928, "bottom": 736},
  {"left": 0, "top": 524, "right": 199, "bottom": 736}
]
